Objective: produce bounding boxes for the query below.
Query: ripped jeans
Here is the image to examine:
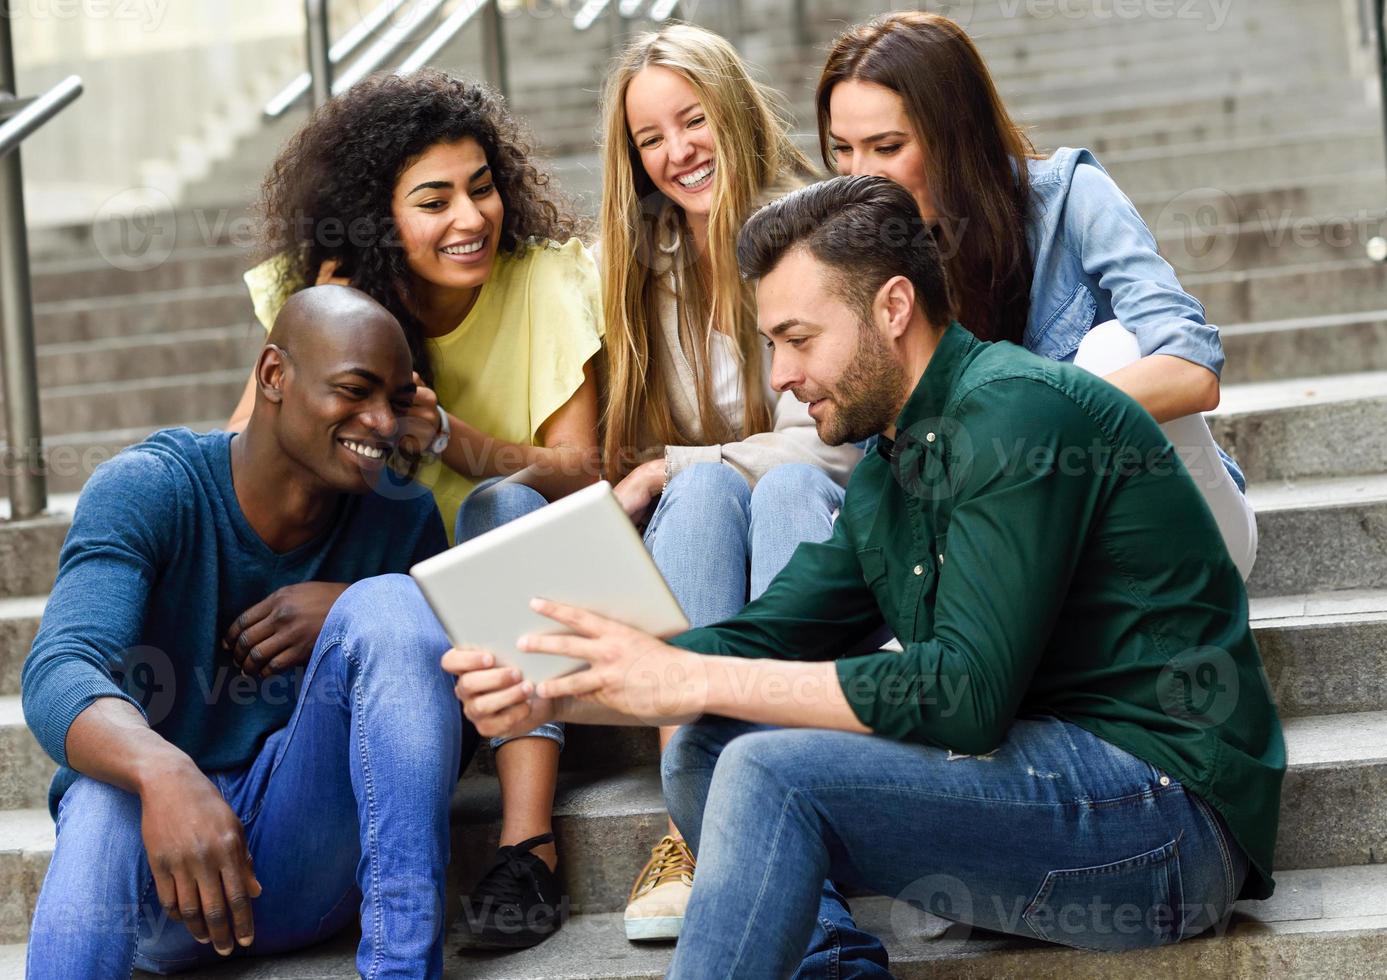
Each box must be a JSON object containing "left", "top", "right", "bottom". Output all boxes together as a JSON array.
[{"left": 663, "top": 714, "right": 1248, "bottom": 980}]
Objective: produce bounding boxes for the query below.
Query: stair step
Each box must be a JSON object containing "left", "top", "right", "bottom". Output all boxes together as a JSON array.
[
  {"left": 4, "top": 863, "right": 1385, "bottom": 976},
  {"left": 1131, "top": 171, "right": 1387, "bottom": 231},
  {"left": 1189, "top": 259, "right": 1387, "bottom": 324},
  {"left": 1100, "top": 130, "right": 1386, "bottom": 196},
  {"left": 28, "top": 247, "right": 251, "bottom": 305},
  {"left": 0, "top": 699, "right": 54, "bottom": 812},
  {"left": 35, "top": 325, "right": 261, "bottom": 389},
  {"left": 1156, "top": 208, "right": 1387, "bottom": 275},
  {"left": 0, "top": 370, "right": 247, "bottom": 440},
  {"left": 32, "top": 285, "right": 255, "bottom": 345},
  {"left": 1245, "top": 472, "right": 1387, "bottom": 597},
  {"left": 1209, "top": 371, "right": 1387, "bottom": 482},
  {"left": 1255, "top": 590, "right": 1387, "bottom": 719},
  {"left": 1220, "top": 311, "right": 1387, "bottom": 384},
  {"left": 0, "top": 598, "right": 45, "bottom": 698},
  {"left": 0, "top": 423, "right": 225, "bottom": 500},
  {"left": 5, "top": 702, "right": 1387, "bottom": 932}
]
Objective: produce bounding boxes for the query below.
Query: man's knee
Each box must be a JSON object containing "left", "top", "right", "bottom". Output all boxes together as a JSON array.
[
  {"left": 325, "top": 574, "right": 441, "bottom": 647},
  {"left": 42, "top": 778, "right": 146, "bottom": 898}
]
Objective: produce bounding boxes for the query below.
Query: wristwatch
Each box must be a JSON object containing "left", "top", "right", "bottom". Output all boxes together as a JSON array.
[{"left": 425, "top": 405, "right": 451, "bottom": 458}]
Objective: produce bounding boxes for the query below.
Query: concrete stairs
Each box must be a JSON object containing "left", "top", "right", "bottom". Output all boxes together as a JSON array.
[{"left": 2, "top": 0, "right": 1387, "bottom": 975}]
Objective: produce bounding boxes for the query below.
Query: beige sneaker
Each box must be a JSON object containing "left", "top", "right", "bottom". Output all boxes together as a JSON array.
[{"left": 624, "top": 835, "right": 695, "bottom": 941}]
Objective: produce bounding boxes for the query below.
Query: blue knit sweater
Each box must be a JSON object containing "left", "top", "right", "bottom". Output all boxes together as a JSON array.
[{"left": 21, "top": 428, "right": 446, "bottom": 816}]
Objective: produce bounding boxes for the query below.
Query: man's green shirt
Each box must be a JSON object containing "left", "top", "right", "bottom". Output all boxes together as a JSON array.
[{"left": 672, "top": 323, "right": 1285, "bottom": 900}]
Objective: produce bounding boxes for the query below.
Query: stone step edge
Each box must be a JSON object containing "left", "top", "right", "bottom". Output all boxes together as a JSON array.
[
  {"left": 1, "top": 864, "right": 1384, "bottom": 979},
  {"left": 0, "top": 706, "right": 1384, "bottom": 820}
]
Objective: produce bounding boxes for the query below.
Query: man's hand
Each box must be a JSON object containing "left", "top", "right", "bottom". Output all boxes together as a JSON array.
[
  {"left": 397, "top": 372, "right": 444, "bottom": 460},
  {"left": 442, "top": 646, "right": 558, "bottom": 739},
  {"left": 139, "top": 759, "right": 262, "bottom": 956},
  {"left": 522, "top": 599, "right": 707, "bottom": 725},
  {"left": 612, "top": 458, "right": 666, "bottom": 526},
  {"left": 223, "top": 582, "right": 349, "bottom": 678}
]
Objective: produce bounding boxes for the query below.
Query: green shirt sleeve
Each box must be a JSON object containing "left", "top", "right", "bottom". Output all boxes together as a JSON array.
[
  {"left": 836, "top": 379, "right": 1109, "bottom": 753},
  {"left": 670, "top": 511, "right": 885, "bottom": 661}
]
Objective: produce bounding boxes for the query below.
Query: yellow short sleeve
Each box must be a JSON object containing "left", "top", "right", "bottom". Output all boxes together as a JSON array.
[
  {"left": 243, "top": 254, "right": 297, "bottom": 333},
  {"left": 524, "top": 238, "right": 605, "bottom": 439}
]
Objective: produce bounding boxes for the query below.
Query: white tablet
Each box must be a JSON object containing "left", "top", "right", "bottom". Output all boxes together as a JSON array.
[{"left": 410, "top": 480, "right": 691, "bottom": 684}]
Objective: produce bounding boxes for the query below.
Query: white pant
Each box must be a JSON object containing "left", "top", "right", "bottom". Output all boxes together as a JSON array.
[{"left": 1073, "top": 321, "right": 1258, "bottom": 581}]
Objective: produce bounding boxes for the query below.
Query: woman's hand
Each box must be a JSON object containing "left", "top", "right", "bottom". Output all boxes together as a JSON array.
[
  {"left": 442, "top": 646, "right": 558, "bottom": 739},
  {"left": 612, "top": 458, "right": 666, "bottom": 526},
  {"left": 396, "top": 372, "right": 444, "bottom": 460},
  {"left": 523, "top": 599, "right": 706, "bottom": 726},
  {"left": 315, "top": 259, "right": 352, "bottom": 286}
]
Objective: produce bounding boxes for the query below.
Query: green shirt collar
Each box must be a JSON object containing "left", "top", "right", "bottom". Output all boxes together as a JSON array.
[{"left": 878, "top": 321, "right": 977, "bottom": 460}]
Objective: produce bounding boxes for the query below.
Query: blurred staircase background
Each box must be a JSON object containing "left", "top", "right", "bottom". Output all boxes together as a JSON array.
[{"left": 3, "top": 0, "right": 1387, "bottom": 975}]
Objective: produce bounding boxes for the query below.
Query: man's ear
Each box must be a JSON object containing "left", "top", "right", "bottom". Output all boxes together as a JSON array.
[
  {"left": 874, "top": 275, "right": 917, "bottom": 341},
  {"left": 256, "top": 345, "right": 288, "bottom": 405}
]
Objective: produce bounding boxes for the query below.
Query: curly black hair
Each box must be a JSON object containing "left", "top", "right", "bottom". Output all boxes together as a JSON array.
[{"left": 254, "top": 69, "right": 584, "bottom": 386}]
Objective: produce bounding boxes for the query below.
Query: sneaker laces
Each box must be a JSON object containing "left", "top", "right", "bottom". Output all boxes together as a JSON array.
[
  {"left": 475, "top": 833, "right": 555, "bottom": 907},
  {"left": 630, "top": 835, "right": 695, "bottom": 900}
]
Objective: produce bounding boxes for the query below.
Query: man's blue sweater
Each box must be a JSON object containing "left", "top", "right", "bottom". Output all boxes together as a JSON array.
[{"left": 21, "top": 428, "right": 447, "bottom": 816}]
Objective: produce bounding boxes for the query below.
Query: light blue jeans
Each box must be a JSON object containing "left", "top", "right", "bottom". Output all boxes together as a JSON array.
[
  {"left": 644, "top": 463, "right": 844, "bottom": 627},
  {"left": 663, "top": 714, "right": 1248, "bottom": 979},
  {"left": 27, "top": 575, "right": 475, "bottom": 979},
  {"left": 455, "top": 477, "right": 567, "bottom": 751}
]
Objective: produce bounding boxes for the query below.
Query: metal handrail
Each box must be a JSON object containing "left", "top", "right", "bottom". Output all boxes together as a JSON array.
[
  {"left": 398, "top": 0, "right": 490, "bottom": 73},
  {"left": 1, "top": 8, "right": 82, "bottom": 520},
  {"left": 275, "top": 0, "right": 685, "bottom": 117},
  {"left": 332, "top": 0, "right": 452, "bottom": 94},
  {"left": 0, "top": 75, "right": 83, "bottom": 159},
  {"left": 265, "top": 0, "right": 413, "bottom": 117}
]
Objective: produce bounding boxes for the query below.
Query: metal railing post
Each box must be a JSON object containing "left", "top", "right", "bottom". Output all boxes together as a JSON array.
[
  {"left": 0, "top": 3, "right": 47, "bottom": 520},
  {"left": 1377, "top": 1, "right": 1387, "bottom": 177},
  {"left": 480, "top": 1, "right": 508, "bottom": 99},
  {"left": 306, "top": 0, "right": 333, "bottom": 110}
]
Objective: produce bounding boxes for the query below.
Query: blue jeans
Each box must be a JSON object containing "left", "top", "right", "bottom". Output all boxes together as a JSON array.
[
  {"left": 662, "top": 715, "right": 1249, "bottom": 979},
  {"left": 644, "top": 463, "right": 844, "bottom": 625},
  {"left": 454, "top": 477, "right": 567, "bottom": 752},
  {"left": 645, "top": 463, "right": 883, "bottom": 976},
  {"left": 27, "top": 575, "right": 476, "bottom": 979}
]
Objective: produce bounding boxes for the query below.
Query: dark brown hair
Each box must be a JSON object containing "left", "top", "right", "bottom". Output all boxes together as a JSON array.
[
  {"left": 738, "top": 175, "right": 952, "bottom": 329},
  {"left": 816, "top": 12, "right": 1036, "bottom": 345},
  {"left": 254, "top": 69, "right": 583, "bottom": 386}
]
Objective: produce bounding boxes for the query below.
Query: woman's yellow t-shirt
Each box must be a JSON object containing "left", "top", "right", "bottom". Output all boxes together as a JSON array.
[{"left": 243, "top": 238, "right": 604, "bottom": 542}]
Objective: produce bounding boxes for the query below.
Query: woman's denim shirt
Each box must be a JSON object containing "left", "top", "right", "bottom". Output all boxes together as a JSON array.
[{"left": 1023, "top": 147, "right": 1245, "bottom": 491}]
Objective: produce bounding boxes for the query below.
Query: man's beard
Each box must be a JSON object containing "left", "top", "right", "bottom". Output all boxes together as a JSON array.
[{"left": 808, "top": 319, "right": 908, "bottom": 446}]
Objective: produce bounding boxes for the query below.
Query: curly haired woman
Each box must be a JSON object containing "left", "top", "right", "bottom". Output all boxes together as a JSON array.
[{"left": 226, "top": 69, "right": 602, "bottom": 950}]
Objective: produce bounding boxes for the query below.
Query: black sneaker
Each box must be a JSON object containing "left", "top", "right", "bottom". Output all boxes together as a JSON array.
[{"left": 458, "top": 832, "right": 569, "bottom": 950}]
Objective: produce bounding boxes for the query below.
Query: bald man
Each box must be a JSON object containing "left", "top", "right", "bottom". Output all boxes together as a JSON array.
[{"left": 23, "top": 286, "right": 472, "bottom": 978}]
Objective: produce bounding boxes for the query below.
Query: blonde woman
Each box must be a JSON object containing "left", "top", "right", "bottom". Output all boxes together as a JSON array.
[{"left": 596, "top": 25, "right": 872, "bottom": 964}]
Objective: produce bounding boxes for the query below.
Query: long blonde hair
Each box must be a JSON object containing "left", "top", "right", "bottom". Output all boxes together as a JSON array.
[{"left": 598, "top": 23, "right": 816, "bottom": 479}]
